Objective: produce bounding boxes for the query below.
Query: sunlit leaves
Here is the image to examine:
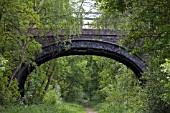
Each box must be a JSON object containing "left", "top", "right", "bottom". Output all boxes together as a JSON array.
[
  {"left": 97, "top": 0, "right": 170, "bottom": 62},
  {"left": 0, "top": 0, "right": 81, "bottom": 105},
  {"left": 161, "top": 59, "right": 170, "bottom": 104},
  {"left": 0, "top": 56, "right": 8, "bottom": 76}
]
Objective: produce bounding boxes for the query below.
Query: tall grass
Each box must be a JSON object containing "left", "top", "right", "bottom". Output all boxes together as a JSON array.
[{"left": 0, "top": 102, "right": 86, "bottom": 113}]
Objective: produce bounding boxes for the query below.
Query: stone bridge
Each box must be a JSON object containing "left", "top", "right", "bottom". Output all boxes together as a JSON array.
[{"left": 14, "top": 29, "right": 146, "bottom": 97}]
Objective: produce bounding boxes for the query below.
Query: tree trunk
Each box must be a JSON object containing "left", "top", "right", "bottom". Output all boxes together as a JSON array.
[
  {"left": 44, "top": 62, "right": 56, "bottom": 93},
  {"left": 8, "top": 61, "right": 23, "bottom": 87},
  {"left": 44, "top": 71, "right": 54, "bottom": 92}
]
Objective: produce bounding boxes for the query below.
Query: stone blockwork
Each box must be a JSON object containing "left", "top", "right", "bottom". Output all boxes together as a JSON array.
[{"left": 14, "top": 29, "right": 145, "bottom": 97}]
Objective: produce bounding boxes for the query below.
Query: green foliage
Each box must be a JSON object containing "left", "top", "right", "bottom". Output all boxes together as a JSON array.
[
  {"left": 93, "top": 61, "right": 146, "bottom": 113},
  {"left": 25, "top": 55, "right": 151, "bottom": 112},
  {"left": 0, "top": 77, "right": 19, "bottom": 105},
  {"left": 43, "top": 85, "right": 61, "bottom": 104},
  {"left": 161, "top": 59, "right": 170, "bottom": 104},
  {"left": 0, "top": 102, "right": 86, "bottom": 113},
  {"left": 0, "top": 55, "right": 7, "bottom": 76},
  {"left": 38, "top": 0, "right": 81, "bottom": 36},
  {"left": 25, "top": 69, "right": 47, "bottom": 104},
  {"left": 97, "top": 0, "right": 170, "bottom": 61},
  {"left": 0, "top": 55, "right": 19, "bottom": 105},
  {"left": 0, "top": 0, "right": 81, "bottom": 106},
  {"left": 1, "top": 1, "right": 169, "bottom": 112},
  {"left": 95, "top": 0, "right": 170, "bottom": 112}
]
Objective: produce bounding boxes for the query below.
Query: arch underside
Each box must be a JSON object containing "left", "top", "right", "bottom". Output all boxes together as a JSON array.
[{"left": 15, "top": 40, "right": 145, "bottom": 96}]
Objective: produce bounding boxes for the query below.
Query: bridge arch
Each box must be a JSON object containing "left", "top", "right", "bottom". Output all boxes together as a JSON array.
[{"left": 14, "top": 38, "right": 146, "bottom": 97}]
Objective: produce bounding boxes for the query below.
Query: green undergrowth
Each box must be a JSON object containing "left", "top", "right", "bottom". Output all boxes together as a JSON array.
[
  {"left": 85, "top": 101, "right": 99, "bottom": 112},
  {"left": 0, "top": 102, "right": 86, "bottom": 113},
  {"left": 87, "top": 100, "right": 144, "bottom": 113},
  {"left": 93, "top": 102, "right": 146, "bottom": 113},
  {"left": 86, "top": 100, "right": 99, "bottom": 108}
]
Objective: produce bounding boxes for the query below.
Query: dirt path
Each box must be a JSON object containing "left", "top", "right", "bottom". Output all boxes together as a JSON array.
[
  {"left": 85, "top": 107, "right": 97, "bottom": 113},
  {"left": 83, "top": 104, "right": 97, "bottom": 113}
]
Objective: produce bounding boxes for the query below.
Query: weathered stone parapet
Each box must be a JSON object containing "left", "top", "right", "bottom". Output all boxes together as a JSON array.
[{"left": 14, "top": 29, "right": 145, "bottom": 98}]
